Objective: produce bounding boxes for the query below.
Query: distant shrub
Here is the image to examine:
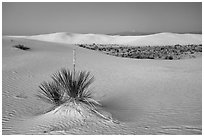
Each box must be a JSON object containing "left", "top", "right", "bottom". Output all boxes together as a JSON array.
[
  {"left": 13, "top": 44, "right": 30, "bottom": 50},
  {"left": 76, "top": 44, "right": 202, "bottom": 60},
  {"left": 165, "top": 55, "right": 174, "bottom": 60}
]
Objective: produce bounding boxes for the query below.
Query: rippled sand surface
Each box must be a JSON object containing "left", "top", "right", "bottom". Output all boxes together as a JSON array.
[{"left": 2, "top": 37, "right": 202, "bottom": 134}]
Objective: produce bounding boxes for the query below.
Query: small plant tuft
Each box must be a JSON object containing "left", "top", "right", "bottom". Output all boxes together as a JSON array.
[{"left": 13, "top": 44, "right": 30, "bottom": 50}]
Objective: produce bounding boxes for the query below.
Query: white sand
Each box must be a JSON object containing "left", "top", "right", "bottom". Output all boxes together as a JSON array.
[
  {"left": 2, "top": 33, "right": 202, "bottom": 134},
  {"left": 6, "top": 32, "right": 202, "bottom": 46}
]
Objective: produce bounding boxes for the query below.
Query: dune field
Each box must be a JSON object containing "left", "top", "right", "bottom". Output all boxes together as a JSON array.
[
  {"left": 7, "top": 32, "right": 202, "bottom": 46},
  {"left": 2, "top": 33, "right": 202, "bottom": 134}
]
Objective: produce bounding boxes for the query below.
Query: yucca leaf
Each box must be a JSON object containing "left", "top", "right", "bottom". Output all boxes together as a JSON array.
[{"left": 37, "top": 81, "right": 64, "bottom": 105}]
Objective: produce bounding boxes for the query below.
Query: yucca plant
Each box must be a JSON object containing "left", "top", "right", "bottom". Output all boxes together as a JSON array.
[{"left": 37, "top": 68, "right": 101, "bottom": 109}]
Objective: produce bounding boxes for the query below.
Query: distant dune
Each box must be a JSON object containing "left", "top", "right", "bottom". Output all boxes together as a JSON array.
[
  {"left": 109, "top": 31, "right": 202, "bottom": 36},
  {"left": 5, "top": 32, "right": 202, "bottom": 46}
]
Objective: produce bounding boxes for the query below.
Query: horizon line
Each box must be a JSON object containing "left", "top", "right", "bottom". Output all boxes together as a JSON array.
[{"left": 2, "top": 31, "right": 202, "bottom": 37}]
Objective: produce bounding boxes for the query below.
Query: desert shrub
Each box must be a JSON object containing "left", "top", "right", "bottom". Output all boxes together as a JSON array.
[
  {"left": 148, "top": 54, "right": 154, "bottom": 59},
  {"left": 169, "top": 56, "right": 173, "bottom": 60},
  {"left": 13, "top": 44, "right": 30, "bottom": 50},
  {"left": 93, "top": 45, "right": 99, "bottom": 50},
  {"left": 165, "top": 55, "right": 174, "bottom": 60},
  {"left": 37, "top": 69, "right": 101, "bottom": 108},
  {"left": 195, "top": 45, "right": 202, "bottom": 52}
]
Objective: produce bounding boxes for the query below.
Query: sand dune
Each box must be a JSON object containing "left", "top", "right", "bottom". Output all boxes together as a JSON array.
[
  {"left": 2, "top": 36, "right": 202, "bottom": 134},
  {"left": 6, "top": 32, "right": 202, "bottom": 46}
]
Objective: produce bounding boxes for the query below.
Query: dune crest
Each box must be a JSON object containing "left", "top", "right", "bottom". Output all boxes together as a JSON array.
[{"left": 5, "top": 32, "right": 202, "bottom": 46}]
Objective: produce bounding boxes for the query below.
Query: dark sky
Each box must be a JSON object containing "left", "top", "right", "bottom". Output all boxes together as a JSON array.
[{"left": 2, "top": 2, "right": 202, "bottom": 35}]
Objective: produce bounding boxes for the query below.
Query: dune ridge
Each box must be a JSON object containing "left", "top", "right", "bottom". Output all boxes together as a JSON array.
[{"left": 5, "top": 32, "right": 202, "bottom": 46}]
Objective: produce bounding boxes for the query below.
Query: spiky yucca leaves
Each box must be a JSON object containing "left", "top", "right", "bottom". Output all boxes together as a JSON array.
[
  {"left": 37, "top": 69, "right": 101, "bottom": 109},
  {"left": 37, "top": 81, "right": 65, "bottom": 106},
  {"left": 51, "top": 69, "right": 101, "bottom": 107}
]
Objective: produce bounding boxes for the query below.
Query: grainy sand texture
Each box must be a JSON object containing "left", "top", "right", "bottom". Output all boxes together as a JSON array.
[{"left": 2, "top": 33, "right": 202, "bottom": 135}]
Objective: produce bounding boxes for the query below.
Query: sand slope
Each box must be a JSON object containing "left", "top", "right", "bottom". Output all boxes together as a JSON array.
[
  {"left": 2, "top": 36, "right": 202, "bottom": 134},
  {"left": 6, "top": 32, "right": 202, "bottom": 46}
]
